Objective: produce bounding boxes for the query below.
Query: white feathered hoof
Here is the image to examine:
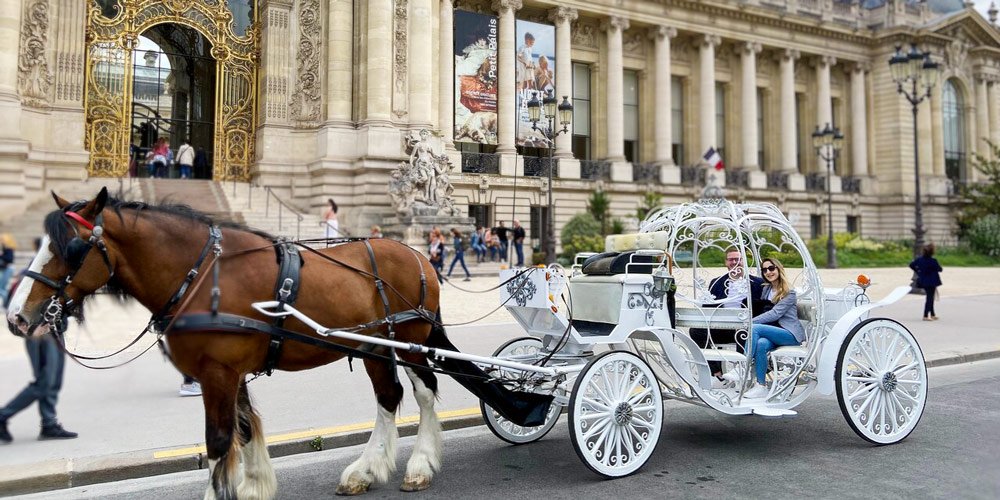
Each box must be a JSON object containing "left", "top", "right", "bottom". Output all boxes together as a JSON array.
[
  {"left": 399, "top": 474, "right": 432, "bottom": 492},
  {"left": 335, "top": 479, "right": 372, "bottom": 496}
]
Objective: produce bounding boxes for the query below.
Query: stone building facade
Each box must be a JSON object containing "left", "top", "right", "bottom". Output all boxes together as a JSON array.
[{"left": 1, "top": 0, "right": 999, "bottom": 248}]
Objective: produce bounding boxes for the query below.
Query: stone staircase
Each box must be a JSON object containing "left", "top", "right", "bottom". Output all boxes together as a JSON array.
[
  {"left": 0, "top": 178, "right": 137, "bottom": 270},
  {"left": 221, "top": 182, "right": 327, "bottom": 241},
  {"left": 138, "top": 179, "right": 236, "bottom": 224}
]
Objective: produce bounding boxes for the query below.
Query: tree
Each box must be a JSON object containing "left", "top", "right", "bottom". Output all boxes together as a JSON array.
[
  {"left": 587, "top": 190, "right": 612, "bottom": 235},
  {"left": 635, "top": 190, "right": 663, "bottom": 222},
  {"left": 958, "top": 140, "right": 1000, "bottom": 235}
]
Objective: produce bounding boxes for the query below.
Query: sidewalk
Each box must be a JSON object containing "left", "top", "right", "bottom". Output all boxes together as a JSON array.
[{"left": 1, "top": 267, "right": 998, "bottom": 494}]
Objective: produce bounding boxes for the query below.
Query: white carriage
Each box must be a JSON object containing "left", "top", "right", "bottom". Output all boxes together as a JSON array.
[
  {"left": 253, "top": 200, "right": 927, "bottom": 479},
  {"left": 480, "top": 200, "right": 927, "bottom": 477}
]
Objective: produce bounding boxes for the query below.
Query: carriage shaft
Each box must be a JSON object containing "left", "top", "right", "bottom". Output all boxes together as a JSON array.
[{"left": 251, "top": 301, "right": 567, "bottom": 377}]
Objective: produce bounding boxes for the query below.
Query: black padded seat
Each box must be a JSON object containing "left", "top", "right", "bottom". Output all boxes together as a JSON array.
[{"left": 581, "top": 251, "right": 658, "bottom": 275}]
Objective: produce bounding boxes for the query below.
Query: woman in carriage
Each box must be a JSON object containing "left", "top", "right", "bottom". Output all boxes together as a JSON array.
[{"left": 742, "top": 257, "right": 804, "bottom": 398}]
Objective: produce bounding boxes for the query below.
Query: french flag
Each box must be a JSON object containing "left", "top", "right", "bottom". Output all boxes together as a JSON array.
[{"left": 703, "top": 147, "right": 725, "bottom": 171}]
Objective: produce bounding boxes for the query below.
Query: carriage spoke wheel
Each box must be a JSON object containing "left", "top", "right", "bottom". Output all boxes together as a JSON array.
[
  {"left": 569, "top": 351, "right": 663, "bottom": 478},
  {"left": 836, "top": 318, "right": 927, "bottom": 445},
  {"left": 482, "top": 337, "right": 561, "bottom": 444}
]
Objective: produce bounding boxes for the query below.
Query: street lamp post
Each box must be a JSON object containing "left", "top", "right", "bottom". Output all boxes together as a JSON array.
[
  {"left": 812, "top": 123, "right": 845, "bottom": 269},
  {"left": 889, "top": 43, "right": 940, "bottom": 259},
  {"left": 527, "top": 90, "right": 573, "bottom": 264}
]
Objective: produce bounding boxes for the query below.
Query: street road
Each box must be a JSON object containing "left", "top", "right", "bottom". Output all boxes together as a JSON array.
[{"left": 17, "top": 358, "right": 1000, "bottom": 500}]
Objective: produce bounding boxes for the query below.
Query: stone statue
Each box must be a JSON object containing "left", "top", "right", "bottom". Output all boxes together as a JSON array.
[{"left": 389, "top": 129, "right": 462, "bottom": 217}]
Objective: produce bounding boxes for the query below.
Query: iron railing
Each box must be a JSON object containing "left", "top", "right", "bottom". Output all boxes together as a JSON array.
[
  {"left": 805, "top": 173, "right": 826, "bottom": 192},
  {"left": 725, "top": 169, "right": 750, "bottom": 189},
  {"left": 523, "top": 156, "right": 558, "bottom": 177},
  {"left": 767, "top": 171, "right": 789, "bottom": 189},
  {"left": 841, "top": 176, "right": 862, "bottom": 194},
  {"left": 580, "top": 160, "right": 611, "bottom": 181},
  {"left": 632, "top": 163, "right": 659, "bottom": 184},
  {"left": 680, "top": 165, "right": 706, "bottom": 186},
  {"left": 460, "top": 152, "right": 500, "bottom": 174},
  {"left": 264, "top": 186, "right": 304, "bottom": 240}
]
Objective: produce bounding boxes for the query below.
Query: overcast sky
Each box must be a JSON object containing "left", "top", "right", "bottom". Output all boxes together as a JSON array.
[{"left": 974, "top": 0, "right": 997, "bottom": 17}]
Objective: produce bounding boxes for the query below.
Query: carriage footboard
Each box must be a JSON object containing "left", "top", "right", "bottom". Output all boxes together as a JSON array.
[{"left": 425, "top": 327, "right": 554, "bottom": 427}]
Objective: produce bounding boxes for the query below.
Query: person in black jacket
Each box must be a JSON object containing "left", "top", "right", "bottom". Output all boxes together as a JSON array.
[
  {"left": 909, "top": 243, "right": 943, "bottom": 321},
  {"left": 690, "top": 247, "right": 764, "bottom": 384}
]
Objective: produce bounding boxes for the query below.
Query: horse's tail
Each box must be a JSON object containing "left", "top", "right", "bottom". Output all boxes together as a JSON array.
[{"left": 424, "top": 310, "right": 552, "bottom": 427}]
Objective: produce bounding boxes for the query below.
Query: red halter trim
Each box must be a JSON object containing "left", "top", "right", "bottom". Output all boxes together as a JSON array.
[{"left": 64, "top": 211, "right": 95, "bottom": 231}]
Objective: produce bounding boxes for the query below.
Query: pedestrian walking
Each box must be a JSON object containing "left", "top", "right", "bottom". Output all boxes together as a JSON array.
[
  {"left": 176, "top": 140, "right": 195, "bottom": 179},
  {"left": 909, "top": 243, "right": 943, "bottom": 321},
  {"left": 512, "top": 220, "right": 526, "bottom": 267},
  {"left": 0, "top": 233, "right": 15, "bottom": 307},
  {"left": 429, "top": 230, "right": 445, "bottom": 284},
  {"left": 447, "top": 228, "right": 471, "bottom": 281},
  {"left": 0, "top": 238, "right": 77, "bottom": 443}
]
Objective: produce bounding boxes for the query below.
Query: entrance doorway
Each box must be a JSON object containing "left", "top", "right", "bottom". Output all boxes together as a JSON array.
[{"left": 131, "top": 25, "right": 216, "bottom": 179}]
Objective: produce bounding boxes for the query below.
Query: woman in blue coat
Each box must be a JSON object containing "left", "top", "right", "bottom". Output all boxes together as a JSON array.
[{"left": 909, "top": 243, "right": 943, "bottom": 321}]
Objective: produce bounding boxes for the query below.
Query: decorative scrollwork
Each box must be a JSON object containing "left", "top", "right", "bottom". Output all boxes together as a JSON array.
[
  {"left": 18, "top": 0, "right": 54, "bottom": 108},
  {"left": 506, "top": 274, "right": 538, "bottom": 307},
  {"left": 627, "top": 283, "right": 664, "bottom": 326},
  {"left": 291, "top": 0, "right": 322, "bottom": 126}
]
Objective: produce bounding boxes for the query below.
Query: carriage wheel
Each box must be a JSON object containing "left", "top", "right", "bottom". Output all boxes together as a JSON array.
[
  {"left": 569, "top": 350, "right": 663, "bottom": 478},
  {"left": 481, "top": 337, "right": 561, "bottom": 444},
  {"left": 836, "top": 318, "right": 927, "bottom": 445}
]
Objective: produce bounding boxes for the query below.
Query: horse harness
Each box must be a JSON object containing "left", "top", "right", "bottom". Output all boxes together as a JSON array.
[
  {"left": 164, "top": 237, "right": 433, "bottom": 378},
  {"left": 26, "top": 210, "right": 116, "bottom": 329}
]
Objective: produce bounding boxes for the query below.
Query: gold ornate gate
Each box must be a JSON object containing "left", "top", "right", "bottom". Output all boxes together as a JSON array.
[{"left": 84, "top": 0, "right": 259, "bottom": 181}]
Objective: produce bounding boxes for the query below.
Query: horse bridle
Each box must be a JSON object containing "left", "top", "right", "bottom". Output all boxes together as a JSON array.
[{"left": 24, "top": 210, "right": 115, "bottom": 331}]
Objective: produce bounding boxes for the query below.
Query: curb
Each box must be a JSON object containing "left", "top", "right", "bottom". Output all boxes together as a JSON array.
[{"left": 3, "top": 350, "right": 999, "bottom": 496}]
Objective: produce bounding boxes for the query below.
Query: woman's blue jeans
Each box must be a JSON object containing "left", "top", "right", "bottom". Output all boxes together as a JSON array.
[
  {"left": 749, "top": 324, "right": 799, "bottom": 384},
  {"left": 448, "top": 250, "right": 470, "bottom": 278}
]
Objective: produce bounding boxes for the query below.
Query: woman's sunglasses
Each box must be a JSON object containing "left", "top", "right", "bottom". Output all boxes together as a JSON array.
[{"left": 762, "top": 265, "right": 778, "bottom": 273}]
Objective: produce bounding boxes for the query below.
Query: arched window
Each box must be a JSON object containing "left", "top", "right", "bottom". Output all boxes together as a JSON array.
[{"left": 942, "top": 79, "right": 966, "bottom": 183}]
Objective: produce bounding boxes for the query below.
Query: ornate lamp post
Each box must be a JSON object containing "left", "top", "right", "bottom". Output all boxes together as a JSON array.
[
  {"left": 527, "top": 90, "right": 573, "bottom": 264},
  {"left": 812, "top": 123, "right": 844, "bottom": 269},
  {"left": 889, "top": 43, "right": 940, "bottom": 259}
]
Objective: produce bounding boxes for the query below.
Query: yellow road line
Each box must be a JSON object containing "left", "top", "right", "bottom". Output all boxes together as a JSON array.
[{"left": 153, "top": 407, "right": 482, "bottom": 459}]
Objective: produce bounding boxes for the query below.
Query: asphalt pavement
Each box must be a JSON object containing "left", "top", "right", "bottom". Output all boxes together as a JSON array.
[
  {"left": 13, "top": 357, "right": 1000, "bottom": 500},
  {"left": 0, "top": 270, "right": 998, "bottom": 495}
]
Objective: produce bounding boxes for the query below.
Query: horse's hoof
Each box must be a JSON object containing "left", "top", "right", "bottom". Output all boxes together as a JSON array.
[
  {"left": 335, "top": 481, "right": 371, "bottom": 496},
  {"left": 399, "top": 474, "right": 432, "bottom": 492}
]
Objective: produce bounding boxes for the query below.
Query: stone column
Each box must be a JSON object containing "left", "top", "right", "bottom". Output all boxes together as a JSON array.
[
  {"left": 976, "top": 76, "right": 990, "bottom": 160},
  {"left": 409, "top": 0, "right": 433, "bottom": 128},
  {"left": 778, "top": 49, "right": 804, "bottom": 191},
  {"left": 990, "top": 81, "right": 1000, "bottom": 158},
  {"left": 930, "top": 84, "right": 945, "bottom": 177},
  {"left": 650, "top": 26, "right": 676, "bottom": 165},
  {"left": 0, "top": 0, "right": 28, "bottom": 213},
  {"left": 741, "top": 42, "right": 761, "bottom": 171},
  {"left": 549, "top": 7, "right": 576, "bottom": 159},
  {"left": 365, "top": 0, "right": 394, "bottom": 126},
  {"left": 918, "top": 78, "right": 933, "bottom": 177},
  {"left": 815, "top": 55, "right": 835, "bottom": 179},
  {"left": 602, "top": 16, "right": 629, "bottom": 164},
  {"left": 327, "top": 0, "right": 353, "bottom": 125},
  {"left": 699, "top": 35, "right": 720, "bottom": 162},
  {"left": 850, "top": 64, "right": 869, "bottom": 176},
  {"left": 438, "top": 0, "right": 455, "bottom": 149},
  {"left": 493, "top": 0, "right": 521, "bottom": 160}
]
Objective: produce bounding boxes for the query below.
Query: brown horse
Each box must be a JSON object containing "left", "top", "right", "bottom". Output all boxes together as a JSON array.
[{"left": 6, "top": 188, "right": 448, "bottom": 499}]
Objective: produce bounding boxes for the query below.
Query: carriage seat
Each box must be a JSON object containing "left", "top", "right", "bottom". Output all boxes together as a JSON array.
[
  {"left": 605, "top": 231, "right": 672, "bottom": 253},
  {"left": 567, "top": 274, "right": 651, "bottom": 325},
  {"left": 579, "top": 231, "right": 672, "bottom": 276}
]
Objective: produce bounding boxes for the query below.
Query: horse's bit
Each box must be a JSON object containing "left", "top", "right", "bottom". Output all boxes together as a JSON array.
[{"left": 24, "top": 210, "right": 115, "bottom": 331}]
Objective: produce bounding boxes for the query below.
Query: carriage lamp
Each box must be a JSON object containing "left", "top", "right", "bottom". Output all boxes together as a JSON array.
[
  {"left": 651, "top": 266, "right": 675, "bottom": 299},
  {"left": 856, "top": 274, "right": 871, "bottom": 289}
]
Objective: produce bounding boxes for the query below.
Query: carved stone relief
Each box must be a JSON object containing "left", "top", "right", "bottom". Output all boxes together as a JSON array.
[
  {"left": 571, "top": 20, "right": 597, "bottom": 49},
  {"left": 389, "top": 130, "right": 462, "bottom": 217},
  {"left": 946, "top": 38, "right": 969, "bottom": 74},
  {"left": 291, "top": 0, "right": 322, "bottom": 127},
  {"left": 393, "top": 0, "right": 408, "bottom": 119},
  {"left": 455, "top": 0, "right": 491, "bottom": 14},
  {"left": 54, "top": 0, "right": 85, "bottom": 104},
  {"left": 264, "top": 6, "right": 290, "bottom": 122},
  {"left": 18, "top": 0, "right": 54, "bottom": 108},
  {"left": 622, "top": 29, "right": 646, "bottom": 56}
]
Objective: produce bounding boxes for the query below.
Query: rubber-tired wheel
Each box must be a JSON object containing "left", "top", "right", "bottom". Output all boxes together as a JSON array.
[
  {"left": 836, "top": 318, "right": 927, "bottom": 445},
  {"left": 569, "top": 350, "right": 663, "bottom": 478},
  {"left": 481, "top": 337, "right": 561, "bottom": 444}
]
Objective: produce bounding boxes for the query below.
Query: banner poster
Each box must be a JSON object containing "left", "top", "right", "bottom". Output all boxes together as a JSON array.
[
  {"left": 454, "top": 10, "right": 498, "bottom": 145},
  {"left": 515, "top": 19, "right": 556, "bottom": 148}
]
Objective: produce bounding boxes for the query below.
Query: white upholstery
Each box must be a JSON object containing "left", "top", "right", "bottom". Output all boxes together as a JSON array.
[
  {"left": 770, "top": 345, "right": 808, "bottom": 359},
  {"left": 566, "top": 275, "right": 624, "bottom": 324},
  {"left": 605, "top": 231, "right": 672, "bottom": 253}
]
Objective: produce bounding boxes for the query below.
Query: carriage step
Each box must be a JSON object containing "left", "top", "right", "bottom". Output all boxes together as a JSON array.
[{"left": 750, "top": 407, "right": 798, "bottom": 418}]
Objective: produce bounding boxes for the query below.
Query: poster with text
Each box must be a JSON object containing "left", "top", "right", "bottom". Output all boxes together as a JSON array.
[
  {"left": 515, "top": 19, "right": 555, "bottom": 148},
  {"left": 454, "top": 10, "right": 498, "bottom": 145}
]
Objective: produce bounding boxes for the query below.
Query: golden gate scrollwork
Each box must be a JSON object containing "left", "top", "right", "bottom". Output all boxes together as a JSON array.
[{"left": 84, "top": 0, "right": 259, "bottom": 181}]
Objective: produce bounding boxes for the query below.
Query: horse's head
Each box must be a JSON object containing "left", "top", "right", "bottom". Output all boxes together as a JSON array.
[{"left": 7, "top": 187, "right": 114, "bottom": 338}]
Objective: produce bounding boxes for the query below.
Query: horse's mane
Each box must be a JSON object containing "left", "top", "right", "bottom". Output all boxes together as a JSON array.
[{"left": 43, "top": 195, "right": 276, "bottom": 304}]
